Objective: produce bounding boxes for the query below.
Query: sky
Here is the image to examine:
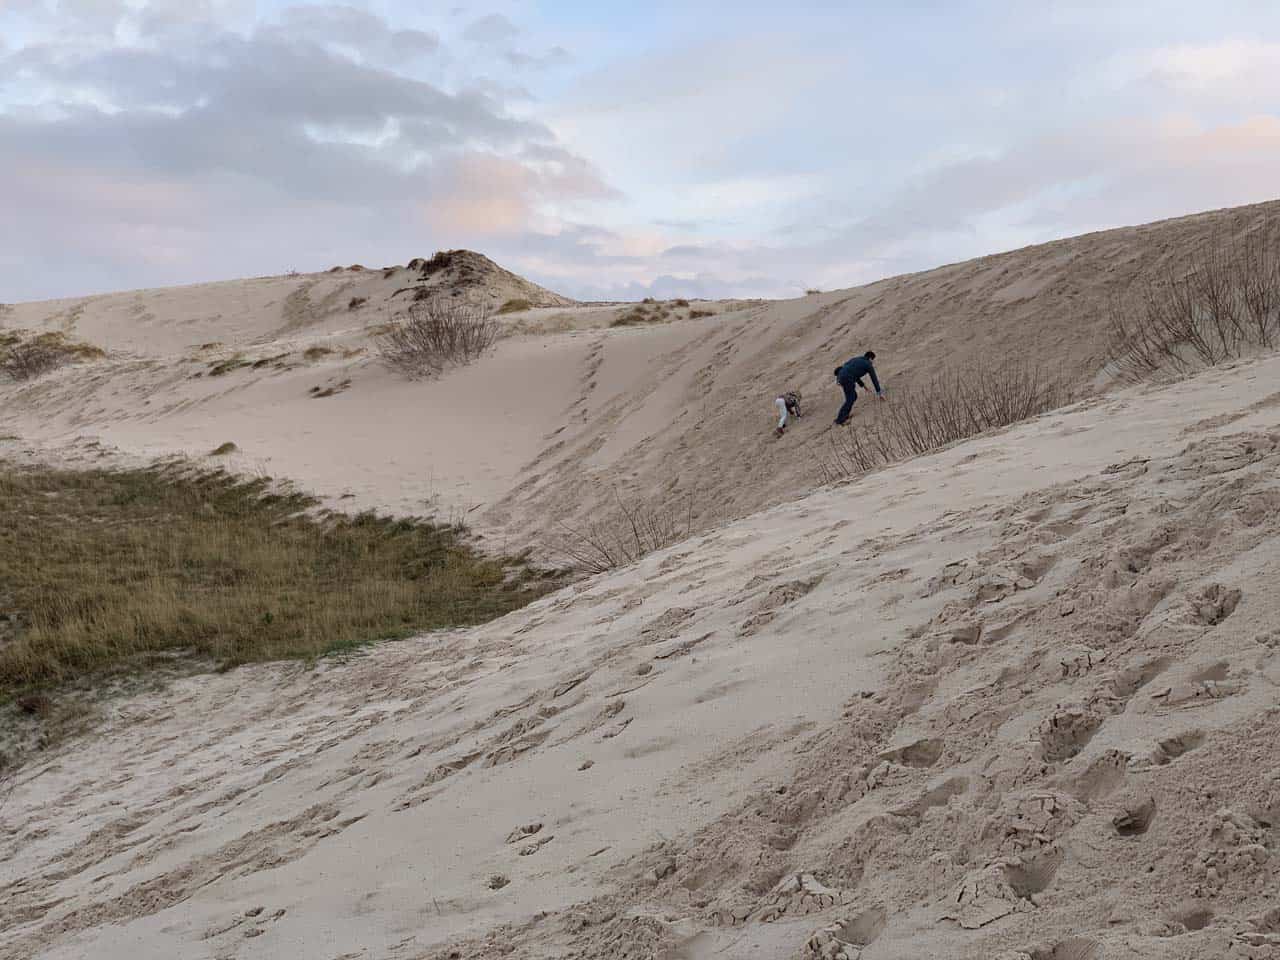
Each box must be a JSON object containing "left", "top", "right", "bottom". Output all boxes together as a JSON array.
[{"left": 1, "top": 1, "right": 1278, "bottom": 302}]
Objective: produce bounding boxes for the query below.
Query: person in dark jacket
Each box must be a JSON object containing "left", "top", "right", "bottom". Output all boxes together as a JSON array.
[{"left": 833, "top": 351, "right": 884, "bottom": 425}]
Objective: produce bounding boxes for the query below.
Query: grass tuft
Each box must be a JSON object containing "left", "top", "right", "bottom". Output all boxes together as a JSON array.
[
  {"left": 497, "top": 298, "right": 532, "bottom": 315},
  {"left": 0, "top": 330, "right": 104, "bottom": 381}
]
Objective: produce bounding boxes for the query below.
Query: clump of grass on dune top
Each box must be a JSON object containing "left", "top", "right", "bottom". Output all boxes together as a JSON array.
[{"left": 0, "top": 463, "right": 560, "bottom": 694}]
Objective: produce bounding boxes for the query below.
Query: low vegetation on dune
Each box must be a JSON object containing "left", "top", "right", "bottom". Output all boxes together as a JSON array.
[
  {"left": 1108, "top": 227, "right": 1280, "bottom": 381},
  {"left": 819, "top": 362, "right": 1071, "bottom": 482},
  {"left": 611, "top": 304, "right": 663, "bottom": 326},
  {"left": 497, "top": 297, "right": 531, "bottom": 315},
  {"left": 376, "top": 299, "right": 502, "bottom": 378},
  {"left": 551, "top": 490, "right": 703, "bottom": 574},
  {"left": 0, "top": 463, "right": 559, "bottom": 753},
  {"left": 822, "top": 227, "right": 1280, "bottom": 484},
  {"left": 0, "top": 330, "right": 104, "bottom": 381},
  {"left": 611, "top": 298, "right": 701, "bottom": 327}
]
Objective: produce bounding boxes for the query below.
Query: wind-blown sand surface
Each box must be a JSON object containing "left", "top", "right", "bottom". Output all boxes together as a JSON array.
[{"left": 4, "top": 350, "right": 1280, "bottom": 959}]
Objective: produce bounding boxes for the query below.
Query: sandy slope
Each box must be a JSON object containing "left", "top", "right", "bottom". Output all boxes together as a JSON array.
[
  {"left": 3, "top": 353, "right": 1279, "bottom": 960},
  {"left": 3, "top": 201, "right": 1277, "bottom": 546}
]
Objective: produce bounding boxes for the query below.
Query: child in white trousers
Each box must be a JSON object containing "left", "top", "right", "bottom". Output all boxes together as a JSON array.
[{"left": 774, "top": 390, "right": 803, "bottom": 438}]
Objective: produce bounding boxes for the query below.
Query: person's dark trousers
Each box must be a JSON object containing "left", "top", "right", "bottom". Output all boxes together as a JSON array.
[{"left": 835, "top": 377, "right": 858, "bottom": 424}]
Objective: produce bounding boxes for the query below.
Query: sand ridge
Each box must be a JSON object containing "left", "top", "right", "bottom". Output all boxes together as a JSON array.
[{"left": 3, "top": 201, "right": 1279, "bottom": 548}]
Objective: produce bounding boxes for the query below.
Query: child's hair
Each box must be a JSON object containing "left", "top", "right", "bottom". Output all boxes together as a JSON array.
[{"left": 782, "top": 390, "right": 803, "bottom": 416}]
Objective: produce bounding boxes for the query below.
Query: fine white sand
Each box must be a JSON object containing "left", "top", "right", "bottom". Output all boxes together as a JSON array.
[{"left": 3, "top": 350, "right": 1279, "bottom": 959}]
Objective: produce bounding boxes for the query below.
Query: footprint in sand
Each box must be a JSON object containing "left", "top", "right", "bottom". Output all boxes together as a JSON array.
[
  {"left": 804, "top": 904, "right": 887, "bottom": 959},
  {"left": 1037, "top": 705, "right": 1103, "bottom": 762}
]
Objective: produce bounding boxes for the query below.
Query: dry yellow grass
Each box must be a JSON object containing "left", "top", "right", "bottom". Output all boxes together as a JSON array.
[{"left": 0, "top": 463, "right": 560, "bottom": 695}]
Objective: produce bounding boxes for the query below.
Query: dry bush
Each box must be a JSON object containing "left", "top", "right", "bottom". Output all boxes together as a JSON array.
[
  {"left": 818, "top": 362, "right": 1070, "bottom": 483},
  {"left": 348, "top": 296, "right": 368, "bottom": 310},
  {"left": 612, "top": 303, "right": 673, "bottom": 327},
  {"left": 1, "top": 340, "right": 65, "bottom": 380},
  {"left": 1108, "top": 226, "right": 1280, "bottom": 382},
  {"left": 376, "top": 299, "right": 501, "bottom": 378},
  {"left": 550, "top": 490, "right": 700, "bottom": 574},
  {"left": 611, "top": 306, "right": 651, "bottom": 327},
  {"left": 805, "top": 288, "right": 822, "bottom": 295},
  {"left": 422, "top": 250, "right": 454, "bottom": 275},
  {"left": 0, "top": 331, "right": 103, "bottom": 382},
  {"left": 689, "top": 309, "right": 715, "bottom": 319}
]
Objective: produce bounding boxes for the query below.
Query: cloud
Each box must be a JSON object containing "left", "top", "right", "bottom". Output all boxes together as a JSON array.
[
  {"left": 0, "top": 4, "right": 613, "bottom": 299},
  {"left": 505, "top": 45, "right": 571, "bottom": 70},
  {"left": 271, "top": 6, "right": 440, "bottom": 65},
  {"left": 463, "top": 13, "right": 519, "bottom": 46}
]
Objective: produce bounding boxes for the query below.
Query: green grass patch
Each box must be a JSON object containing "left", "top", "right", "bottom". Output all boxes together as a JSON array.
[{"left": 0, "top": 463, "right": 560, "bottom": 695}]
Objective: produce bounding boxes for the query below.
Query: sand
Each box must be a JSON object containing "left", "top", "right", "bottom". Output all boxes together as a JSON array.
[{"left": 2, "top": 349, "right": 1279, "bottom": 959}]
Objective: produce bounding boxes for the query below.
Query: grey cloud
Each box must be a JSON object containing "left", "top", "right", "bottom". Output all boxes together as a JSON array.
[
  {"left": 269, "top": 6, "right": 439, "bottom": 65},
  {"left": 463, "top": 13, "right": 520, "bottom": 46},
  {"left": 659, "top": 244, "right": 712, "bottom": 258},
  {"left": 0, "top": 5, "right": 615, "bottom": 300},
  {"left": 504, "top": 45, "right": 571, "bottom": 70}
]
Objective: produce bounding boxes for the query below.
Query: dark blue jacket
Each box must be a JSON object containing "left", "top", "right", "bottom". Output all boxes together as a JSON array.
[{"left": 836, "top": 355, "right": 882, "bottom": 394}]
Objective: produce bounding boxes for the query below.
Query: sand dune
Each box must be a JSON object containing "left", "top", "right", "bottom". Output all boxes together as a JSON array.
[
  {"left": 3, "top": 350, "right": 1280, "bottom": 959},
  {"left": 4, "top": 201, "right": 1278, "bottom": 546}
]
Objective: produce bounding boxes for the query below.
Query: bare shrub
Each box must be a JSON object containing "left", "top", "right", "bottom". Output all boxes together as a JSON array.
[
  {"left": 376, "top": 299, "right": 501, "bottom": 379},
  {"left": 1, "top": 340, "right": 65, "bottom": 380},
  {"left": 818, "top": 362, "right": 1070, "bottom": 483},
  {"left": 0, "top": 331, "right": 102, "bottom": 382},
  {"left": 422, "top": 250, "right": 454, "bottom": 275},
  {"left": 551, "top": 490, "right": 699, "bottom": 574},
  {"left": 1108, "top": 225, "right": 1280, "bottom": 382},
  {"left": 348, "top": 296, "right": 367, "bottom": 310}
]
